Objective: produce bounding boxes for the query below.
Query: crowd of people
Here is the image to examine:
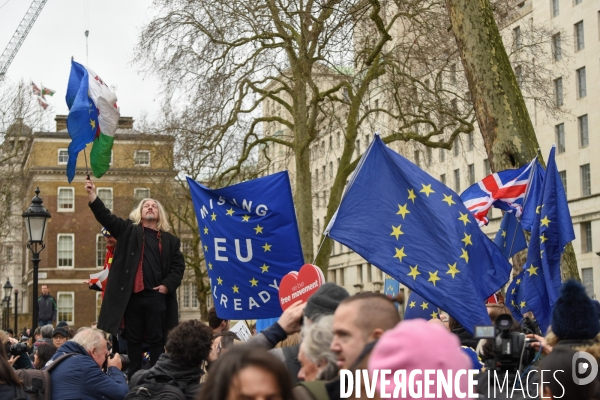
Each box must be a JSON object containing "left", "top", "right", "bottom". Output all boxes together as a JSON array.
[{"left": 0, "top": 278, "right": 599, "bottom": 399}]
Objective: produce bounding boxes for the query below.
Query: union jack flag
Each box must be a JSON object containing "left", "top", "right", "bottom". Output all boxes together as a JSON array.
[{"left": 460, "top": 159, "right": 536, "bottom": 226}]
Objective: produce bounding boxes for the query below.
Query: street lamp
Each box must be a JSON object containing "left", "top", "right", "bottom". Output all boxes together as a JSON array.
[
  {"left": 3, "top": 279, "right": 12, "bottom": 331},
  {"left": 22, "top": 187, "right": 51, "bottom": 329},
  {"left": 14, "top": 289, "right": 18, "bottom": 334}
]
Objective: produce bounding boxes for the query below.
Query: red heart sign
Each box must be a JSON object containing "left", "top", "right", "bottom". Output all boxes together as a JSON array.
[{"left": 279, "top": 264, "right": 325, "bottom": 310}]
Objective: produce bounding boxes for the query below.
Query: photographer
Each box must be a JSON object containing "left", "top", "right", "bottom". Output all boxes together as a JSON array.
[
  {"left": 0, "top": 330, "right": 33, "bottom": 370},
  {"left": 0, "top": 337, "right": 28, "bottom": 399}
]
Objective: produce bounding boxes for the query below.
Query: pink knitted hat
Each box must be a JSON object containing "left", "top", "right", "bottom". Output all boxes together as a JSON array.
[{"left": 368, "top": 319, "right": 473, "bottom": 399}]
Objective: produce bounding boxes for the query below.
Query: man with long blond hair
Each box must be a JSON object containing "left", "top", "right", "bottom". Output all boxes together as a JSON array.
[{"left": 85, "top": 177, "right": 185, "bottom": 379}]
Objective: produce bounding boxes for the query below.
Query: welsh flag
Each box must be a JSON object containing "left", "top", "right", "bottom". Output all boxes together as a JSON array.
[
  {"left": 65, "top": 60, "right": 119, "bottom": 182},
  {"left": 41, "top": 85, "right": 56, "bottom": 98}
]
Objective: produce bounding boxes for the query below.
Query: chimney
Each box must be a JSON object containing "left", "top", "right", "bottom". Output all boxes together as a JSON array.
[
  {"left": 55, "top": 115, "right": 68, "bottom": 131},
  {"left": 118, "top": 117, "right": 134, "bottom": 129}
]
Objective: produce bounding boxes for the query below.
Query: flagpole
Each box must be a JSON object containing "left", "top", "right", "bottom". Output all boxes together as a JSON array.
[
  {"left": 507, "top": 156, "right": 539, "bottom": 256},
  {"left": 83, "top": 147, "right": 90, "bottom": 178}
]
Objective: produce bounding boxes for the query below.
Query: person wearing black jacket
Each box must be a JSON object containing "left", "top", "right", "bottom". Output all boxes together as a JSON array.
[
  {"left": 85, "top": 177, "right": 185, "bottom": 379},
  {"left": 37, "top": 285, "right": 57, "bottom": 327},
  {"left": 129, "top": 320, "right": 213, "bottom": 400}
]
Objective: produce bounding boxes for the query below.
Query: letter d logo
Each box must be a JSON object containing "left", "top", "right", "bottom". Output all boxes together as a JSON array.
[{"left": 572, "top": 351, "right": 598, "bottom": 385}]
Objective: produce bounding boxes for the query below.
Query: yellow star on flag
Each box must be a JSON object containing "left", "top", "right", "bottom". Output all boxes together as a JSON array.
[
  {"left": 408, "top": 188, "right": 417, "bottom": 203},
  {"left": 204, "top": 245, "right": 208, "bottom": 252},
  {"left": 526, "top": 265, "right": 538, "bottom": 276},
  {"left": 516, "top": 278, "right": 521, "bottom": 285},
  {"left": 208, "top": 262, "right": 213, "bottom": 270},
  {"left": 390, "top": 225, "right": 404, "bottom": 240},
  {"left": 520, "top": 301, "right": 526, "bottom": 309},
  {"left": 420, "top": 183, "right": 435, "bottom": 197},
  {"left": 446, "top": 263, "right": 460, "bottom": 279},
  {"left": 428, "top": 270, "right": 441, "bottom": 286},
  {"left": 409, "top": 301, "right": 416, "bottom": 308},
  {"left": 511, "top": 288, "right": 516, "bottom": 294},
  {"left": 262, "top": 243, "right": 272, "bottom": 252},
  {"left": 217, "top": 277, "right": 223, "bottom": 285},
  {"left": 260, "top": 264, "right": 269, "bottom": 273},
  {"left": 511, "top": 299, "right": 516, "bottom": 307},
  {"left": 226, "top": 208, "right": 235, "bottom": 216},
  {"left": 407, "top": 265, "right": 420, "bottom": 280},
  {"left": 394, "top": 247, "right": 407, "bottom": 263},
  {"left": 458, "top": 212, "right": 470, "bottom": 226},
  {"left": 461, "top": 233, "right": 472, "bottom": 246},
  {"left": 536, "top": 204, "right": 544, "bottom": 214},
  {"left": 254, "top": 225, "right": 264, "bottom": 234},
  {"left": 242, "top": 215, "right": 250, "bottom": 222},
  {"left": 460, "top": 248, "right": 469, "bottom": 263},
  {"left": 396, "top": 204, "right": 410, "bottom": 219},
  {"left": 420, "top": 301, "right": 429, "bottom": 310},
  {"left": 249, "top": 277, "right": 259, "bottom": 287},
  {"left": 431, "top": 311, "right": 438, "bottom": 319},
  {"left": 203, "top": 227, "right": 209, "bottom": 234},
  {"left": 90, "top": 119, "right": 96, "bottom": 130},
  {"left": 540, "top": 234, "right": 548, "bottom": 243},
  {"left": 540, "top": 216, "right": 551, "bottom": 227},
  {"left": 442, "top": 194, "right": 456, "bottom": 206},
  {"left": 501, "top": 230, "right": 507, "bottom": 238},
  {"left": 211, "top": 212, "right": 217, "bottom": 221},
  {"left": 232, "top": 285, "right": 239, "bottom": 293}
]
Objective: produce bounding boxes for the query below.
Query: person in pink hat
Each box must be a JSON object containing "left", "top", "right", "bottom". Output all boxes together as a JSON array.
[{"left": 368, "top": 319, "right": 474, "bottom": 400}]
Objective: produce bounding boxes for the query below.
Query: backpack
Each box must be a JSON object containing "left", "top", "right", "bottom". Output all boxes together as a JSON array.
[
  {"left": 297, "top": 380, "right": 330, "bottom": 400},
  {"left": 125, "top": 375, "right": 187, "bottom": 400},
  {"left": 14, "top": 353, "right": 76, "bottom": 400}
]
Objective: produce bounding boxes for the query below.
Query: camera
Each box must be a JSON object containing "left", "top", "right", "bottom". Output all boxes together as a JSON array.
[
  {"left": 5, "top": 342, "right": 29, "bottom": 357},
  {"left": 475, "top": 314, "right": 538, "bottom": 372},
  {"left": 108, "top": 353, "right": 129, "bottom": 372}
]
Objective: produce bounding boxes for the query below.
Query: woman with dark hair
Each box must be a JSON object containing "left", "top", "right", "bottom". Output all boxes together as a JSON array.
[
  {"left": 197, "top": 345, "right": 295, "bottom": 400},
  {"left": 539, "top": 347, "right": 598, "bottom": 400},
  {"left": 33, "top": 342, "right": 57, "bottom": 369},
  {"left": 0, "top": 339, "right": 29, "bottom": 399}
]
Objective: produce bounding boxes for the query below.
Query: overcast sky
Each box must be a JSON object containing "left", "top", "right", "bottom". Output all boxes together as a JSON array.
[{"left": 0, "top": 0, "right": 161, "bottom": 128}]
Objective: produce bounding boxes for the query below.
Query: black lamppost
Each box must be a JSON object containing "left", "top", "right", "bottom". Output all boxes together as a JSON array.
[
  {"left": 14, "top": 289, "right": 18, "bottom": 334},
  {"left": 22, "top": 188, "right": 51, "bottom": 329},
  {"left": 3, "top": 279, "right": 12, "bottom": 331},
  {"left": 1, "top": 297, "right": 7, "bottom": 330}
]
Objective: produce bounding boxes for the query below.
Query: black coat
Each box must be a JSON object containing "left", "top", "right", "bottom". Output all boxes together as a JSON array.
[{"left": 89, "top": 197, "right": 185, "bottom": 336}]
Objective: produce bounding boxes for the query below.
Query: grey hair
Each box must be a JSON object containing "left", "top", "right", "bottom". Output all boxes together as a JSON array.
[
  {"left": 41, "top": 324, "right": 54, "bottom": 339},
  {"left": 128, "top": 198, "right": 171, "bottom": 232},
  {"left": 71, "top": 328, "right": 106, "bottom": 352},
  {"left": 301, "top": 315, "right": 338, "bottom": 381}
]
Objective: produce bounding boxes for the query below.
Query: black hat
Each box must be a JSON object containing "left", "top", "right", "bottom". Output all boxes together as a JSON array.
[
  {"left": 304, "top": 283, "right": 350, "bottom": 320},
  {"left": 56, "top": 321, "right": 68, "bottom": 328},
  {"left": 52, "top": 327, "right": 68, "bottom": 338},
  {"left": 552, "top": 280, "right": 600, "bottom": 340}
]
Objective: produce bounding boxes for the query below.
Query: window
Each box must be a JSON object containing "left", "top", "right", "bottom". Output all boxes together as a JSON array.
[
  {"left": 575, "top": 21, "right": 585, "bottom": 51},
  {"left": 134, "top": 188, "right": 150, "bottom": 202},
  {"left": 329, "top": 135, "right": 332, "bottom": 150},
  {"left": 439, "top": 148, "right": 445, "bottom": 162},
  {"left": 559, "top": 170, "right": 567, "bottom": 194},
  {"left": 468, "top": 164, "right": 475, "bottom": 186},
  {"left": 58, "top": 149, "right": 68, "bottom": 165},
  {"left": 513, "top": 26, "right": 522, "bottom": 49},
  {"left": 57, "top": 187, "right": 74, "bottom": 211},
  {"left": 336, "top": 132, "right": 341, "bottom": 148},
  {"left": 97, "top": 188, "right": 113, "bottom": 210},
  {"left": 314, "top": 169, "right": 319, "bottom": 185},
  {"left": 96, "top": 234, "right": 107, "bottom": 268},
  {"left": 581, "top": 222, "right": 593, "bottom": 253},
  {"left": 577, "top": 67, "right": 587, "bottom": 98},
  {"left": 484, "top": 159, "right": 491, "bottom": 176},
  {"left": 414, "top": 150, "right": 421, "bottom": 167},
  {"left": 57, "top": 234, "right": 74, "bottom": 267},
  {"left": 552, "top": 0, "right": 559, "bottom": 17},
  {"left": 450, "top": 98, "right": 458, "bottom": 112},
  {"left": 5, "top": 246, "right": 13, "bottom": 263},
  {"left": 454, "top": 169, "right": 461, "bottom": 193},
  {"left": 367, "top": 264, "right": 373, "bottom": 283},
  {"left": 357, "top": 264, "right": 363, "bottom": 284},
  {"left": 515, "top": 65, "right": 523, "bottom": 87},
  {"left": 328, "top": 270, "right": 336, "bottom": 284},
  {"left": 337, "top": 268, "right": 345, "bottom": 287},
  {"left": 57, "top": 292, "right": 74, "bottom": 324},
  {"left": 450, "top": 64, "right": 457, "bottom": 84},
  {"left": 316, "top": 218, "right": 320, "bottom": 234},
  {"left": 453, "top": 137, "right": 460, "bottom": 156},
  {"left": 322, "top": 166, "right": 326, "bottom": 182},
  {"left": 96, "top": 292, "right": 102, "bottom": 322},
  {"left": 552, "top": 33, "right": 562, "bottom": 61},
  {"left": 134, "top": 150, "right": 150, "bottom": 166},
  {"left": 579, "top": 115, "right": 589, "bottom": 147},
  {"left": 574, "top": 0, "right": 582, "bottom": 4},
  {"left": 581, "top": 164, "right": 591, "bottom": 196},
  {"left": 426, "top": 148, "right": 432, "bottom": 167},
  {"left": 440, "top": 174, "right": 446, "bottom": 185},
  {"left": 468, "top": 132, "right": 474, "bottom": 151},
  {"left": 356, "top": 140, "right": 361, "bottom": 157},
  {"left": 556, "top": 124, "right": 565, "bottom": 153},
  {"left": 554, "top": 78, "right": 563, "bottom": 106},
  {"left": 180, "top": 282, "right": 198, "bottom": 308},
  {"left": 582, "top": 268, "right": 594, "bottom": 298},
  {"left": 329, "top": 161, "right": 333, "bottom": 179}
]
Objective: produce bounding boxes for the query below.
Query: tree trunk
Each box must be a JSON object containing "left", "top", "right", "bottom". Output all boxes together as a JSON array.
[{"left": 445, "top": 0, "right": 579, "bottom": 280}]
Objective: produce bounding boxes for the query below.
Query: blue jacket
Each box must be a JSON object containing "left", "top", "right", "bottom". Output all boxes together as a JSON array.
[{"left": 46, "top": 341, "right": 128, "bottom": 400}]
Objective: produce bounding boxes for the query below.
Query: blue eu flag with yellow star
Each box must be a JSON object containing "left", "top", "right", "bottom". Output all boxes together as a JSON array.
[
  {"left": 505, "top": 146, "right": 574, "bottom": 332},
  {"left": 187, "top": 172, "right": 304, "bottom": 320},
  {"left": 325, "top": 135, "right": 512, "bottom": 333},
  {"left": 384, "top": 275, "right": 400, "bottom": 298},
  {"left": 494, "top": 212, "right": 527, "bottom": 259},
  {"left": 404, "top": 291, "right": 440, "bottom": 320}
]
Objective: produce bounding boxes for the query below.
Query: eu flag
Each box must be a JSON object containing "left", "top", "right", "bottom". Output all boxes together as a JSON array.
[
  {"left": 505, "top": 146, "right": 574, "bottom": 332},
  {"left": 520, "top": 160, "right": 546, "bottom": 232},
  {"left": 187, "top": 172, "right": 304, "bottom": 320},
  {"left": 494, "top": 212, "right": 527, "bottom": 259},
  {"left": 384, "top": 275, "right": 400, "bottom": 299},
  {"left": 325, "top": 136, "right": 512, "bottom": 334},
  {"left": 404, "top": 291, "right": 440, "bottom": 320}
]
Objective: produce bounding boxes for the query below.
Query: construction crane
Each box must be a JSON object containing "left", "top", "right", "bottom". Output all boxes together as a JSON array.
[{"left": 0, "top": 0, "right": 48, "bottom": 81}]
